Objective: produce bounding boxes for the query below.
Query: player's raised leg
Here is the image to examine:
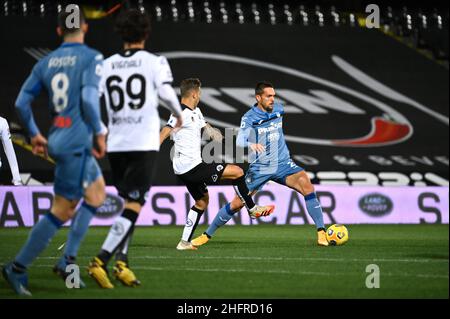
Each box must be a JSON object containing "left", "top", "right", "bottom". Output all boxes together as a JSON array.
[
  {"left": 221, "top": 164, "right": 274, "bottom": 218},
  {"left": 285, "top": 170, "right": 328, "bottom": 246}
]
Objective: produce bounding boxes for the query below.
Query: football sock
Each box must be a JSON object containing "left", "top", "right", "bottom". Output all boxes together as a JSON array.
[
  {"left": 14, "top": 213, "right": 64, "bottom": 269},
  {"left": 97, "top": 208, "right": 138, "bottom": 265},
  {"left": 304, "top": 192, "right": 325, "bottom": 230},
  {"left": 115, "top": 225, "right": 134, "bottom": 264},
  {"left": 205, "top": 203, "right": 234, "bottom": 237},
  {"left": 181, "top": 206, "right": 204, "bottom": 242},
  {"left": 232, "top": 176, "right": 255, "bottom": 210},
  {"left": 57, "top": 202, "right": 97, "bottom": 268}
]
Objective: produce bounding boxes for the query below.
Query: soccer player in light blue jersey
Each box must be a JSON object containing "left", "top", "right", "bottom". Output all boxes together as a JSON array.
[
  {"left": 192, "top": 82, "right": 329, "bottom": 247},
  {"left": 2, "top": 7, "right": 107, "bottom": 296}
]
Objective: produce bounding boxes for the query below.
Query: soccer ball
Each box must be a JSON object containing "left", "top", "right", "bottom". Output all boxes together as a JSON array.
[{"left": 326, "top": 224, "right": 349, "bottom": 246}]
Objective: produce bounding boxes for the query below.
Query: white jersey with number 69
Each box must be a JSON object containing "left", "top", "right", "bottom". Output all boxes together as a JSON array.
[{"left": 100, "top": 49, "right": 177, "bottom": 152}]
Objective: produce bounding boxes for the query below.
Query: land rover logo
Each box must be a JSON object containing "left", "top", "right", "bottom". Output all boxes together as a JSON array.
[
  {"left": 162, "top": 51, "right": 424, "bottom": 147},
  {"left": 359, "top": 193, "right": 393, "bottom": 216},
  {"left": 96, "top": 193, "right": 124, "bottom": 218}
]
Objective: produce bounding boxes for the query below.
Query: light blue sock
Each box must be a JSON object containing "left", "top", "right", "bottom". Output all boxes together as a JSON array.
[
  {"left": 305, "top": 192, "right": 325, "bottom": 230},
  {"left": 57, "top": 202, "right": 97, "bottom": 268},
  {"left": 15, "top": 213, "right": 63, "bottom": 269},
  {"left": 205, "top": 203, "right": 234, "bottom": 237}
]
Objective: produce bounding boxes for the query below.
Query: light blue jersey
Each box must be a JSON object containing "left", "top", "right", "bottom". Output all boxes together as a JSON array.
[
  {"left": 15, "top": 42, "right": 104, "bottom": 199},
  {"left": 237, "top": 102, "right": 303, "bottom": 191},
  {"left": 15, "top": 42, "right": 103, "bottom": 156}
]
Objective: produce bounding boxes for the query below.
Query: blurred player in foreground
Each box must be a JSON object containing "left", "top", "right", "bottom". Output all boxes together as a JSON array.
[
  {"left": 87, "top": 9, "right": 183, "bottom": 289},
  {"left": 2, "top": 6, "right": 107, "bottom": 296},
  {"left": 192, "top": 82, "right": 329, "bottom": 247}
]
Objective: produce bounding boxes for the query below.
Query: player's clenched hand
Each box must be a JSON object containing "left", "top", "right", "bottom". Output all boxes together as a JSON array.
[
  {"left": 31, "top": 134, "right": 48, "bottom": 158},
  {"left": 93, "top": 134, "right": 106, "bottom": 159},
  {"left": 250, "top": 143, "right": 265, "bottom": 153}
]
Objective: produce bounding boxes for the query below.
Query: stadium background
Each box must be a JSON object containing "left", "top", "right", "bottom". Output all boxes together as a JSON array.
[{"left": 0, "top": 0, "right": 448, "bottom": 299}]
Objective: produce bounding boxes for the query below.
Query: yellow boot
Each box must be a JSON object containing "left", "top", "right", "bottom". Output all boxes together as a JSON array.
[
  {"left": 318, "top": 230, "right": 329, "bottom": 246},
  {"left": 113, "top": 261, "right": 141, "bottom": 287},
  {"left": 87, "top": 257, "right": 114, "bottom": 289},
  {"left": 191, "top": 233, "right": 210, "bottom": 247}
]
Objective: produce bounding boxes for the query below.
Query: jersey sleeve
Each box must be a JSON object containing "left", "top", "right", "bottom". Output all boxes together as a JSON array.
[
  {"left": 82, "top": 53, "right": 104, "bottom": 88},
  {"left": 166, "top": 113, "right": 179, "bottom": 128},
  {"left": 15, "top": 62, "right": 43, "bottom": 137},
  {"left": 80, "top": 52, "right": 105, "bottom": 135},
  {"left": 197, "top": 108, "right": 207, "bottom": 128},
  {"left": 154, "top": 56, "right": 174, "bottom": 88},
  {"left": 236, "top": 115, "right": 254, "bottom": 148}
]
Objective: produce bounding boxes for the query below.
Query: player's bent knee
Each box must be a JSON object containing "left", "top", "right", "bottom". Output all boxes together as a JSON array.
[
  {"left": 195, "top": 196, "right": 209, "bottom": 210},
  {"left": 224, "top": 164, "right": 244, "bottom": 179},
  {"left": 298, "top": 177, "right": 314, "bottom": 195},
  {"left": 85, "top": 190, "right": 106, "bottom": 208},
  {"left": 124, "top": 200, "right": 143, "bottom": 213}
]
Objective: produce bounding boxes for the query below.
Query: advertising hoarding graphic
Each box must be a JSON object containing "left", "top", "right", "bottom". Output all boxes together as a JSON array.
[{"left": 1, "top": 185, "right": 448, "bottom": 227}]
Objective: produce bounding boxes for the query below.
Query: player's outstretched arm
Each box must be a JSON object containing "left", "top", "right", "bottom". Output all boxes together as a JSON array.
[
  {"left": 158, "top": 84, "right": 183, "bottom": 120},
  {"left": 160, "top": 125, "right": 173, "bottom": 145},
  {"left": 15, "top": 68, "right": 42, "bottom": 139}
]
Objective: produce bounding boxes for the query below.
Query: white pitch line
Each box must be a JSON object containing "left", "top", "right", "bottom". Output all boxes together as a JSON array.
[
  {"left": 31, "top": 264, "right": 449, "bottom": 279},
  {"left": 14, "top": 255, "right": 450, "bottom": 264}
]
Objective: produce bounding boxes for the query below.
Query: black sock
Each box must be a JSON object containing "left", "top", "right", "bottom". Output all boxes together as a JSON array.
[{"left": 232, "top": 176, "right": 255, "bottom": 209}]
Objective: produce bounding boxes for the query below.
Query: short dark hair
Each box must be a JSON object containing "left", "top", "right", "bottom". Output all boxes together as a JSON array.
[
  {"left": 255, "top": 81, "right": 274, "bottom": 95},
  {"left": 180, "top": 78, "right": 202, "bottom": 98},
  {"left": 57, "top": 5, "right": 86, "bottom": 36},
  {"left": 115, "top": 9, "right": 151, "bottom": 43}
]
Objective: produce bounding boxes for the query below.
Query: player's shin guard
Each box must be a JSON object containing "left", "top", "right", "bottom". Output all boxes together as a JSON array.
[
  {"left": 232, "top": 176, "right": 255, "bottom": 210},
  {"left": 181, "top": 206, "right": 204, "bottom": 242},
  {"left": 205, "top": 203, "right": 234, "bottom": 237},
  {"left": 304, "top": 192, "right": 325, "bottom": 230},
  {"left": 15, "top": 213, "right": 63, "bottom": 269},
  {"left": 97, "top": 209, "right": 138, "bottom": 265}
]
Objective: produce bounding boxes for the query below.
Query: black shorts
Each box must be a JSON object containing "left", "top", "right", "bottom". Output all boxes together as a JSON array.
[
  {"left": 108, "top": 151, "right": 158, "bottom": 205},
  {"left": 178, "top": 162, "right": 228, "bottom": 201}
]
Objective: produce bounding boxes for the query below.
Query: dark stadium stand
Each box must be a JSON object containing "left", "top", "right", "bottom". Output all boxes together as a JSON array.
[{"left": 0, "top": 0, "right": 448, "bottom": 186}]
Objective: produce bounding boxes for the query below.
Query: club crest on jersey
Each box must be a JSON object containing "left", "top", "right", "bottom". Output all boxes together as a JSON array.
[
  {"left": 216, "top": 165, "right": 224, "bottom": 172},
  {"left": 212, "top": 174, "right": 218, "bottom": 182}
]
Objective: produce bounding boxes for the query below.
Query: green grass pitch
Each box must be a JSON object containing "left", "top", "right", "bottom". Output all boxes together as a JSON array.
[{"left": 0, "top": 225, "right": 448, "bottom": 299}]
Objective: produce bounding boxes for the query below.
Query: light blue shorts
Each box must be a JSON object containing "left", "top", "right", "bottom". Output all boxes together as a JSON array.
[
  {"left": 245, "top": 158, "right": 303, "bottom": 192},
  {"left": 53, "top": 151, "right": 102, "bottom": 200}
]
